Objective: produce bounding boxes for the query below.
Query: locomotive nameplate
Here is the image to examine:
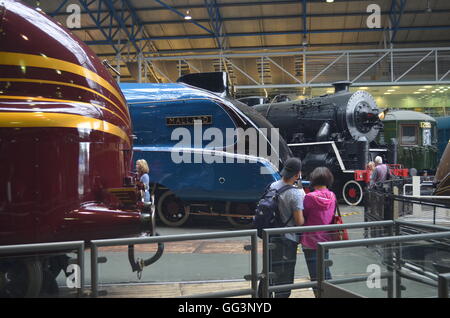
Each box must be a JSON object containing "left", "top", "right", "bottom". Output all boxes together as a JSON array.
[
  {"left": 166, "top": 115, "right": 212, "bottom": 126},
  {"left": 420, "top": 122, "right": 431, "bottom": 129}
]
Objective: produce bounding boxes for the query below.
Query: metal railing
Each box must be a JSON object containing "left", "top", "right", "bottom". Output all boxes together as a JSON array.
[
  {"left": 317, "top": 230, "right": 450, "bottom": 298},
  {"left": 89, "top": 230, "right": 258, "bottom": 298},
  {"left": 260, "top": 221, "right": 394, "bottom": 298},
  {"left": 260, "top": 220, "right": 450, "bottom": 298},
  {"left": 1, "top": 221, "right": 449, "bottom": 298},
  {"left": 0, "top": 241, "right": 85, "bottom": 297},
  {"left": 364, "top": 177, "right": 450, "bottom": 226}
]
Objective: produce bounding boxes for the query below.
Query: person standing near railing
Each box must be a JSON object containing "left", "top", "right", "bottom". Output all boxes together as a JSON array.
[
  {"left": 369, "top": 156, "right": 389, "bottom": 188},
  {"left": 300, "top": 167, "right": 336, "bottom": 297},
  {"left": 136, "top": 159, "right": 151, "bottom": 204},
  {"left": 261, "top": 157, "right": 305, "bottom": 298}
]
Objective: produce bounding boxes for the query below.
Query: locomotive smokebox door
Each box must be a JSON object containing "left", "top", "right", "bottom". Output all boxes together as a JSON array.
[{"left": 345, "top": 91, "right": 381, "bottom": 144}]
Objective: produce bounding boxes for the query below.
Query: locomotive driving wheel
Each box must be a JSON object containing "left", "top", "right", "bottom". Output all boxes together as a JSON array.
[
  {"left": 0, "top": 259, "right": 43, "bottom": 298},
  {"left": 157, "top": 191, "right": 190, "bottom": 227},
  {"left": 226, "top": 203, "right": 255, "bottom": 228},
  {"left": 342, "top": 180, "right": 364, "bottom": 206}
]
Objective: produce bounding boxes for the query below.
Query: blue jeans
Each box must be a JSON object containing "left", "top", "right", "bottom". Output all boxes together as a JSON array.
[{"left": 303, "top": 248, "right": 332, "bottom": 295}]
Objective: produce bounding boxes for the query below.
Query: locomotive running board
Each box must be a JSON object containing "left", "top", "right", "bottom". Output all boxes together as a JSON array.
[{"left": 189, "top": 211, "right": 253, "bottom": 218}]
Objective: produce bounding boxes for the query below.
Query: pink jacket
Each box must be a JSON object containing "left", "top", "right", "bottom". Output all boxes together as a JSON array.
[{"left": 300, "top": 188, "right": 336, "bottom": 249}]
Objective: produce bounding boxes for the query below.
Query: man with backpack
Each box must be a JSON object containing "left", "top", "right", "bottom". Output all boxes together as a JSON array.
[{"left": 255, "top": 157, "right": 305, "bottom": 298}]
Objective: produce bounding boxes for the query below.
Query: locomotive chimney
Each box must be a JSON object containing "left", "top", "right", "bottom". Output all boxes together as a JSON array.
[{"left": 332, "top": 81, "right": 352, "bottom": 94}]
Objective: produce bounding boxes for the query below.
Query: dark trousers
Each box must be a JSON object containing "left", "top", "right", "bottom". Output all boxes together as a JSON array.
[
  {"left": 303, "top": 248, "right": 332, "bottom": 297},
  {"left": 261, "top": 236, "right": 298, "bottom": 298}
]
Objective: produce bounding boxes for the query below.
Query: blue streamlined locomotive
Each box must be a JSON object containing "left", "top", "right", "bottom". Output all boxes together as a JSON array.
[{"left": 120, "top": 74, "right": 293, "bottom": 227}]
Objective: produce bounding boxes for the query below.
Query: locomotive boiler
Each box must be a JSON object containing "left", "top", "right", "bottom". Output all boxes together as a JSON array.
[
  {"left": 254, "top": 82, "right": 386, "bottom": 205},
  {"left": 0, "top": 0, "right": 162, "bottom": 297}
]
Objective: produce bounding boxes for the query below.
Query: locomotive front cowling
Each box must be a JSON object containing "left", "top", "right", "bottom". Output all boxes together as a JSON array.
[{"left": 0, "top": 0, "right": 161, "bottom": 297}]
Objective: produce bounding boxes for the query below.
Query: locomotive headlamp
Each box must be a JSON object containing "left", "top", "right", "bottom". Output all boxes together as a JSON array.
[{"left": 378, "top": 111, "right": 386, "bottom": 120}]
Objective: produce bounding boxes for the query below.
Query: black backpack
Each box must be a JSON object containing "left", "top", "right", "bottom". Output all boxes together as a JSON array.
[{"left": 253, "top": 184, "right": 295, "bottom": 238}]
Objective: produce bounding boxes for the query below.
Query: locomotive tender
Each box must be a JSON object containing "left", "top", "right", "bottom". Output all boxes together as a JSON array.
[
  {"left": 121, "top": 73, "right": 294, "bottom": 227},
  {"left": 254, "top": 82, "right": 388, "bottom": 205},
  {"left": 0, "top": 0, "right": 161, "bottom": 297}
]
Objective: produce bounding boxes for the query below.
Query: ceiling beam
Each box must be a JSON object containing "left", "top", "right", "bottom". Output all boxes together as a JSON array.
[
  {"left": 93, "top": 42, "right": 450, "bottom": 58},
  {"left": 389, "top": 0, "right": 408, "bottom": 44},
  {"left": 204, "top": 0, "right": 226, "bottom": 49},
  {"left": 84, "top": 25, "right": 450, "bottom": 45},
  {"left": 53, "top": 0, "right": 306, "bottom": 16},
  {"left": 68, "top": 9, "right": 450, "bottom": 31},
  {"left": 152, "top": 0, "right": 214, "bottom": 35}
]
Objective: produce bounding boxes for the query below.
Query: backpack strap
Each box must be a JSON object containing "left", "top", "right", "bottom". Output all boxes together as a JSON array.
[{"left": 276, "top": 184, "right": 296, "bottom": 195}]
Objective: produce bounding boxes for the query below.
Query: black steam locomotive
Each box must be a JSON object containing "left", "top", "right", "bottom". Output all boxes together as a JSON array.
[{"left": 254, "top": 82, "right": 389, "bottom": 205}]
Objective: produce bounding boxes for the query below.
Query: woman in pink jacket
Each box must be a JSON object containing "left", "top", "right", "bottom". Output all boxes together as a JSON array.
[{"left": 301, "top": 167, "right": 336, "bottom": 295}]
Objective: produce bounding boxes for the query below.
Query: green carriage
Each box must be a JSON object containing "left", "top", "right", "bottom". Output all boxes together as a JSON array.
[{"left": 377, "top": 110, "right": 439, "bottom": 174}]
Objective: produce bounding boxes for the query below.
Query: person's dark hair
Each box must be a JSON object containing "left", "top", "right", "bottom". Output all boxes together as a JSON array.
[{"left": 309, "top": 167, "right": 334, "bottom": 188}]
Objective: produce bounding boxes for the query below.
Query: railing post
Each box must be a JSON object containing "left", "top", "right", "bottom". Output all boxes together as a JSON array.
[
  {"left": 412, "top": 176, "right": 422, "bottom": 217},
  {"left": 317, "top": 244, "right": 325, "bottom": 298},
  {"left": 433, "top": 206, "right": 436, "bottom": 225},
  {"left": 77, "top": 243, "right": 85, "bottom": 298},
  {"left": 262, "top": 230, "right": 270, "bottom": 298},
  {"left": 394, "top": 222, "right": 402, "bottom": 298},
  {"left": 91, "top": 244, "right": 98, "bottom": 298},
  {"left": 251, "top": 232, "right": 258, "bottom": 298},
  {"left": 438, "top": 274, "right": 450, "bottom": 298},
  {"left": 385, "top": 223, "right": 394, "bottom": 298}
]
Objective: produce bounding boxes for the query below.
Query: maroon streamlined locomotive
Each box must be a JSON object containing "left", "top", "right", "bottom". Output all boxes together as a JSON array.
[{"left": 0, "top": 0, "right": 162, "bottom": 296}]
